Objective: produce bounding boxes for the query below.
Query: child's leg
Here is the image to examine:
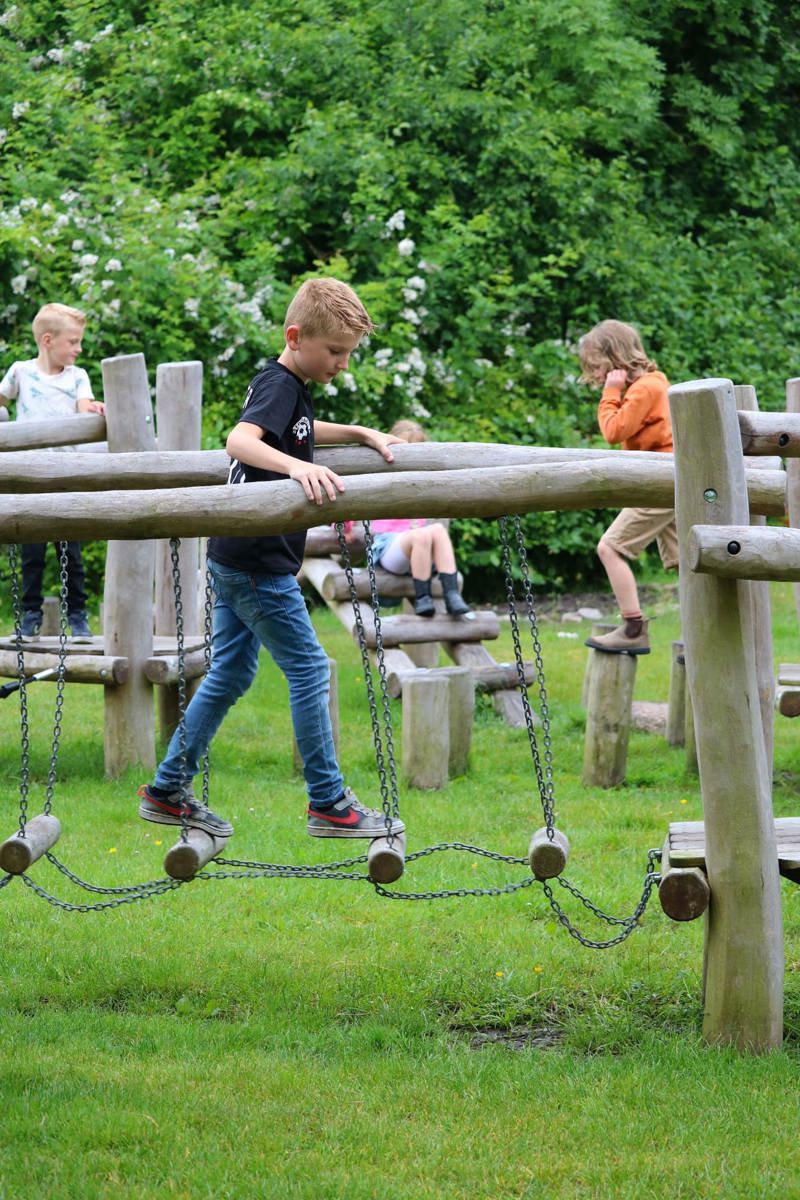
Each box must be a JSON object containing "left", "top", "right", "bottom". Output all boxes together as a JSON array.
[
  {"left": 428, "top": 523, "right": 457, "bottom": 573},
  {"left": 597, "top": 537, "right": 641, "bottom": 618},
  {"left": 237, "top": 571, "right": 344, "bottom": 807},
  {"left": 20, "top": 543, "right": 47, "bottom": 613},
  {"left": 394, "top": 527, "right": 435, "bottom": 578},
  {"left": 64, "top": 541, "right": 89, "bottom": 615},
  {"left": 154, "top": 580, "right": 259, "bottom": 791}
]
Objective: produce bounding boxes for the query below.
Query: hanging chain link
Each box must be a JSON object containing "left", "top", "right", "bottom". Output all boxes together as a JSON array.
[
  {"left": 8, "top": 544, "right": 30, "bottom": 835},
  {"left": 170, "top": 537, "right": 190, "bottom": 843},
  {"left": 336, "top": 521, "right": 398, "bottom": 832},
  {"left": 43, "top": 542, "right": 70, "bottom": 816}
]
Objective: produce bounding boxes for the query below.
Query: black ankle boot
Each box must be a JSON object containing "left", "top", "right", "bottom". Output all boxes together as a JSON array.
[
  {"left": 412, "top": 577, "right": 435, "bottom": 617},
  {"left": 439, "top": 571, "right": 471, "bottom": 616}
]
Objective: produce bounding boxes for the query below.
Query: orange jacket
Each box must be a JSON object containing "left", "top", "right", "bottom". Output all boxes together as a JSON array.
[{"left": 597, "top": 370, "right": 672, "bottom": 453}]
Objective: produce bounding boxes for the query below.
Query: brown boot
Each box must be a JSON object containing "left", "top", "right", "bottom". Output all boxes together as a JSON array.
[{"left": 585, "top": 619, "right": 650, "bottom": 655}]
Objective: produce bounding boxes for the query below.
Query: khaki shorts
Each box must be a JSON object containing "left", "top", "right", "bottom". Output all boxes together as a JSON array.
[{"left": 602, "top": 507, "right": 678, "bottom": 571}]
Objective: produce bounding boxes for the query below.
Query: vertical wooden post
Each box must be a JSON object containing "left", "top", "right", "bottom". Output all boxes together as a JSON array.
[
  {"left": 293, "top": 658, "right": 339, "bottom": 774},
  {"left": 666, "top": 640, "right": 686, "bottom": 747},
  {"left": 734, "top": 384, "right": 775, "bottom": 779},
  {"left": 786, "top": 378, "right": 800, "bottom": 628},
  {"left": 102, "top": 353, "right": 157, "bottom": 778},
  {"left": 154, "top": 362, "right": 203, "bottom": 745},
  {"left": 40, "top": 596, "right": 60, "bottom": 637},
  {"left": 670, "top": 377, "right": 782, "bottom": 1051},
  {"left": 582, "top": 650, "right": 637, "bottom": 788},
  {"left": 440, "top": 665, "right": 474, "bottom": 778},
  {"left": 401, "top": 671, "right": 450, "bottom": 789}
]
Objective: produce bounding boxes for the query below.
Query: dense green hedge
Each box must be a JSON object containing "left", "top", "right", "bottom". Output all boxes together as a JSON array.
[{"left": 1, "top": 1, "right": 799, "bottom": 595}]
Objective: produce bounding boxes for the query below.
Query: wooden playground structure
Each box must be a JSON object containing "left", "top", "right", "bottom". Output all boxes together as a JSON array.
[{"left": 3, "top": 353, "right": 800, "bottom": 1051}]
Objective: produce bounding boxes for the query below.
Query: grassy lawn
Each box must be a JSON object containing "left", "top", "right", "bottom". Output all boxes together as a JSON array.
[{"left": 2, "top": 579, "right": 800, "bottom": 1198}]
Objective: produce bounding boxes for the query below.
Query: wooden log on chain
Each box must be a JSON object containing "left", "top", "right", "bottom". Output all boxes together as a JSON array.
[
  {"left": 528, "top": 827, "right": 570, "bottom": 879},
  {"left": 658, "top": 836, "right": 710, "bottom": 922},
  {"left": 164, "top": 829, "right": 229, "bottom": 881},
  {"left": 367, "top": 831, "right": 406, "bottom": 885},
  {"left": 154, "top": 362, "right": 204, "bottom": 745},
  {"left": 665, "top": 641, "right": 686, "bottom": 747},
  {"left": 0, "top": 649, "right": 128, "bottom": 685},
  {"left": 0, "top": 814, "right": 61, "bottom": 874},
  {"left": 582, "top": 649, "right": 637, "bottom": 788},
  {"left": 670, "top": 376, "right": 782, "bottom": 1052},
  {"left": 101, "top": 353, "right": 157, "bottom": 778}
]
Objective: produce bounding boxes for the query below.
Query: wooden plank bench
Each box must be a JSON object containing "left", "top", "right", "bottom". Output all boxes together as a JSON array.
[
  {"left": 668, "top": 817, "right": 800, "bottom": 884},
  {"left": 776, "top": 663, "right": 800, "bottom": 718}
]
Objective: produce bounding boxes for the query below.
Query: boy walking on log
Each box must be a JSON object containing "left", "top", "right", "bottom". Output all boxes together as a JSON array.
[
  {"left": 138, "top": 278, "right": 406, "bottom": 841},
  {"left": 578, "top": 320, "right": 676, "bottom": 656},
  {"left": 0, "top": 303, "right": 104, "bottom": 642}
]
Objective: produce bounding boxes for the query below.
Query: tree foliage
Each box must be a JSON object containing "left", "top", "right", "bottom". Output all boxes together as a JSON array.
[{"left": 1, "top": 0, "right": 799, "bottom": 592}]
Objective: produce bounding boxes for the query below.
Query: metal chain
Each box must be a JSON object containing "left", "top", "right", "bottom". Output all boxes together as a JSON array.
[
  {"left": 336, "top": 522, "right": 399, "bottom": 832},
  {"left": 498, "top": 515, "right": 658, "bottom": 946},
  {"left": 201, "top": 557, "right": 213, "bottom": 809},
  {"left": 43, "top": 542, "right": 70, "bottom": 815},
  {"left": 170, "top": 537, "right": 190, "bottom": 843},
  {"left": 8, "top": 544, "right": 30, "bottom": 835},
  {"left": 498, "top": 516, "right": 555, "bottom": 834}
]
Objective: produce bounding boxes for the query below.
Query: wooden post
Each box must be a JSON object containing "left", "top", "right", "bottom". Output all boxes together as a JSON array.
[
  {"left": 401, "top": 671, "right": 450, "bottom": 789},
  {"left": 582, "top": 649, "right": 637, "bottom": 788},
  {"left": 440, "top": 665, "right": 474, "bottom": 778},
  {"left": 581, "top": 622, "right": 615, "bottom": 708},
  {"left": 154, "top": 362, "right": 204, "bottom": 746},
  {"left": 670, "top": 377, "right": 782, "bottom": 1051},
  {"left": 734, "top": 385, "right": 775, "bottom": 779},
  {"left": 684, "top": 678, "right": 698, "bottom": 774},
  {"left": 293, "top": 658, "right": 339, "bottom": 774},
  {"left": 41, "top": 596, "right": 60, "bottom": 637},
  {"left": 101, "top": 353, "right": 157, "bottom": 778},
  {"left": 666, "top": 640, "right": 686, "bottom": 747},
  {"left": 786, "top": 378, "right": 800, "bottom": 628}
]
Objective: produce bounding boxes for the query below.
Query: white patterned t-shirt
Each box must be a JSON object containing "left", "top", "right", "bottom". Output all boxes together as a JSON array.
[{"left": 0, "top": 359, "right": 93, "bottom": 421}]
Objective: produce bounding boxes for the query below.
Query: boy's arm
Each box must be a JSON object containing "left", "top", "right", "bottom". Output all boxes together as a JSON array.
[
  {"left": 597, "top": 374, "right": 656, "bottom": 445},
  {"left": 77, "top": 397, "right": 106, "bottom": 414},
  {"left": 314, "top": 420, "right": 403, "bottom": 463},
  {"left": 226, "top": 420, "right": 346, "bottom": 506}
]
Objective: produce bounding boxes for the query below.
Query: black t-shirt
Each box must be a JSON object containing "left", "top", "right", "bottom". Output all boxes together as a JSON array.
[{"left": 208, "top": 358, "right": 315, "bottom": 575}]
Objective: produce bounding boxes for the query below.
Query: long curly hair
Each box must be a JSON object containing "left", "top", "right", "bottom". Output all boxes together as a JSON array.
[{"left": 578, "top": 320, "right": 658, "bottom": 386}]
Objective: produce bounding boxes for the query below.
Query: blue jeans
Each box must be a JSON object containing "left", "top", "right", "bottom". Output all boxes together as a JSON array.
[{"left": 155, "top": 561, "right": 344, "bottom": 806}]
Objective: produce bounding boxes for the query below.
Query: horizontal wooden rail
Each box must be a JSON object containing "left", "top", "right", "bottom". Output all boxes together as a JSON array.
[
  {"left": 0, "top": 649, "right": 128, "bottom": 685},
  {"left": 0, "top": 460, "right": 785, "bottom": 543},
  {"left": 0, "top": 413, "right": 106, "bottom": 451},
  {"left": 688, "top": 525, "right": 800, "bottom": 581},
  {"left": 0, "top": 431, "right": 790, "bottom": 491},
  {"left": 355, "top": 610, "right": 499, "bottom": 649},
  {"left": 737, "top": 410, "right": 800, "bottom": 457}
]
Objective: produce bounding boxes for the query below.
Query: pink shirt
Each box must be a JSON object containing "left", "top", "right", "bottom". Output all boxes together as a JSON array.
[{"left": 370, "top": 518, "right": 426, "bottom": 533}]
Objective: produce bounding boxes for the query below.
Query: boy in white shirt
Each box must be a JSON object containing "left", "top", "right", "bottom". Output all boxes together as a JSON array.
[{"left": 0, "top": 303, "right": 105, "bottom": 640}]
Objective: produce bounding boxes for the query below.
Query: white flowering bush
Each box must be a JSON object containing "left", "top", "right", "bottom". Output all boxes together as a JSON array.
[{"left": 1, "top": 0, "right": 799, "bottom": 592}]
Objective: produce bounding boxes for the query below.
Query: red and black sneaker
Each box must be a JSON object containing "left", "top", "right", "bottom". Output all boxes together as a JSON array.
[
  {"left": 306, "top": 787, "right": 404, "bottom": 839},
  {"left": 137, "top": 784, "right": 233, "bottom": 838}
]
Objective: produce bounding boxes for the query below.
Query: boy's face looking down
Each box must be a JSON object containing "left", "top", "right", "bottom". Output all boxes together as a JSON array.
[
  {"left": 283, "top": 325, "right": 361, "bottom": 385},
  {"left": 38, "top": 321, "right": 84, "bottom": 373}
]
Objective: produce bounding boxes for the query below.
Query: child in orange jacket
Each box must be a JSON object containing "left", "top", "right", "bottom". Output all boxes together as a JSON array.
[{"left": 578, "top": 320, "right": 677, "bottom": 655}]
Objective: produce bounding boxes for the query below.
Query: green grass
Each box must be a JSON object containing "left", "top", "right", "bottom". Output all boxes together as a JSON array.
[{"left": 3, "top": 581, "right": 800, "bottom": 1199}]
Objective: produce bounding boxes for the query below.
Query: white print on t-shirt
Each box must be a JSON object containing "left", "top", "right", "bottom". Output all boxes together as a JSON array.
[{"left": 293, "top": 416, "right": 311, "bottom": 445}]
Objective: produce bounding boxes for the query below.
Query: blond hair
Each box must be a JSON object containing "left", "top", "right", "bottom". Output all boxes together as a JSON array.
[
  {"left": 390, "top": 418, "right": 427, "bottom": 443},
  {"left": 284, "top": 278, "right": 374, "bottom": 339},
  {"left": 32, "top": 303, "right": 86, "bottom": 345},
  {"left": 578, "top": 319, "right": 658, "bottom": 385}
]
